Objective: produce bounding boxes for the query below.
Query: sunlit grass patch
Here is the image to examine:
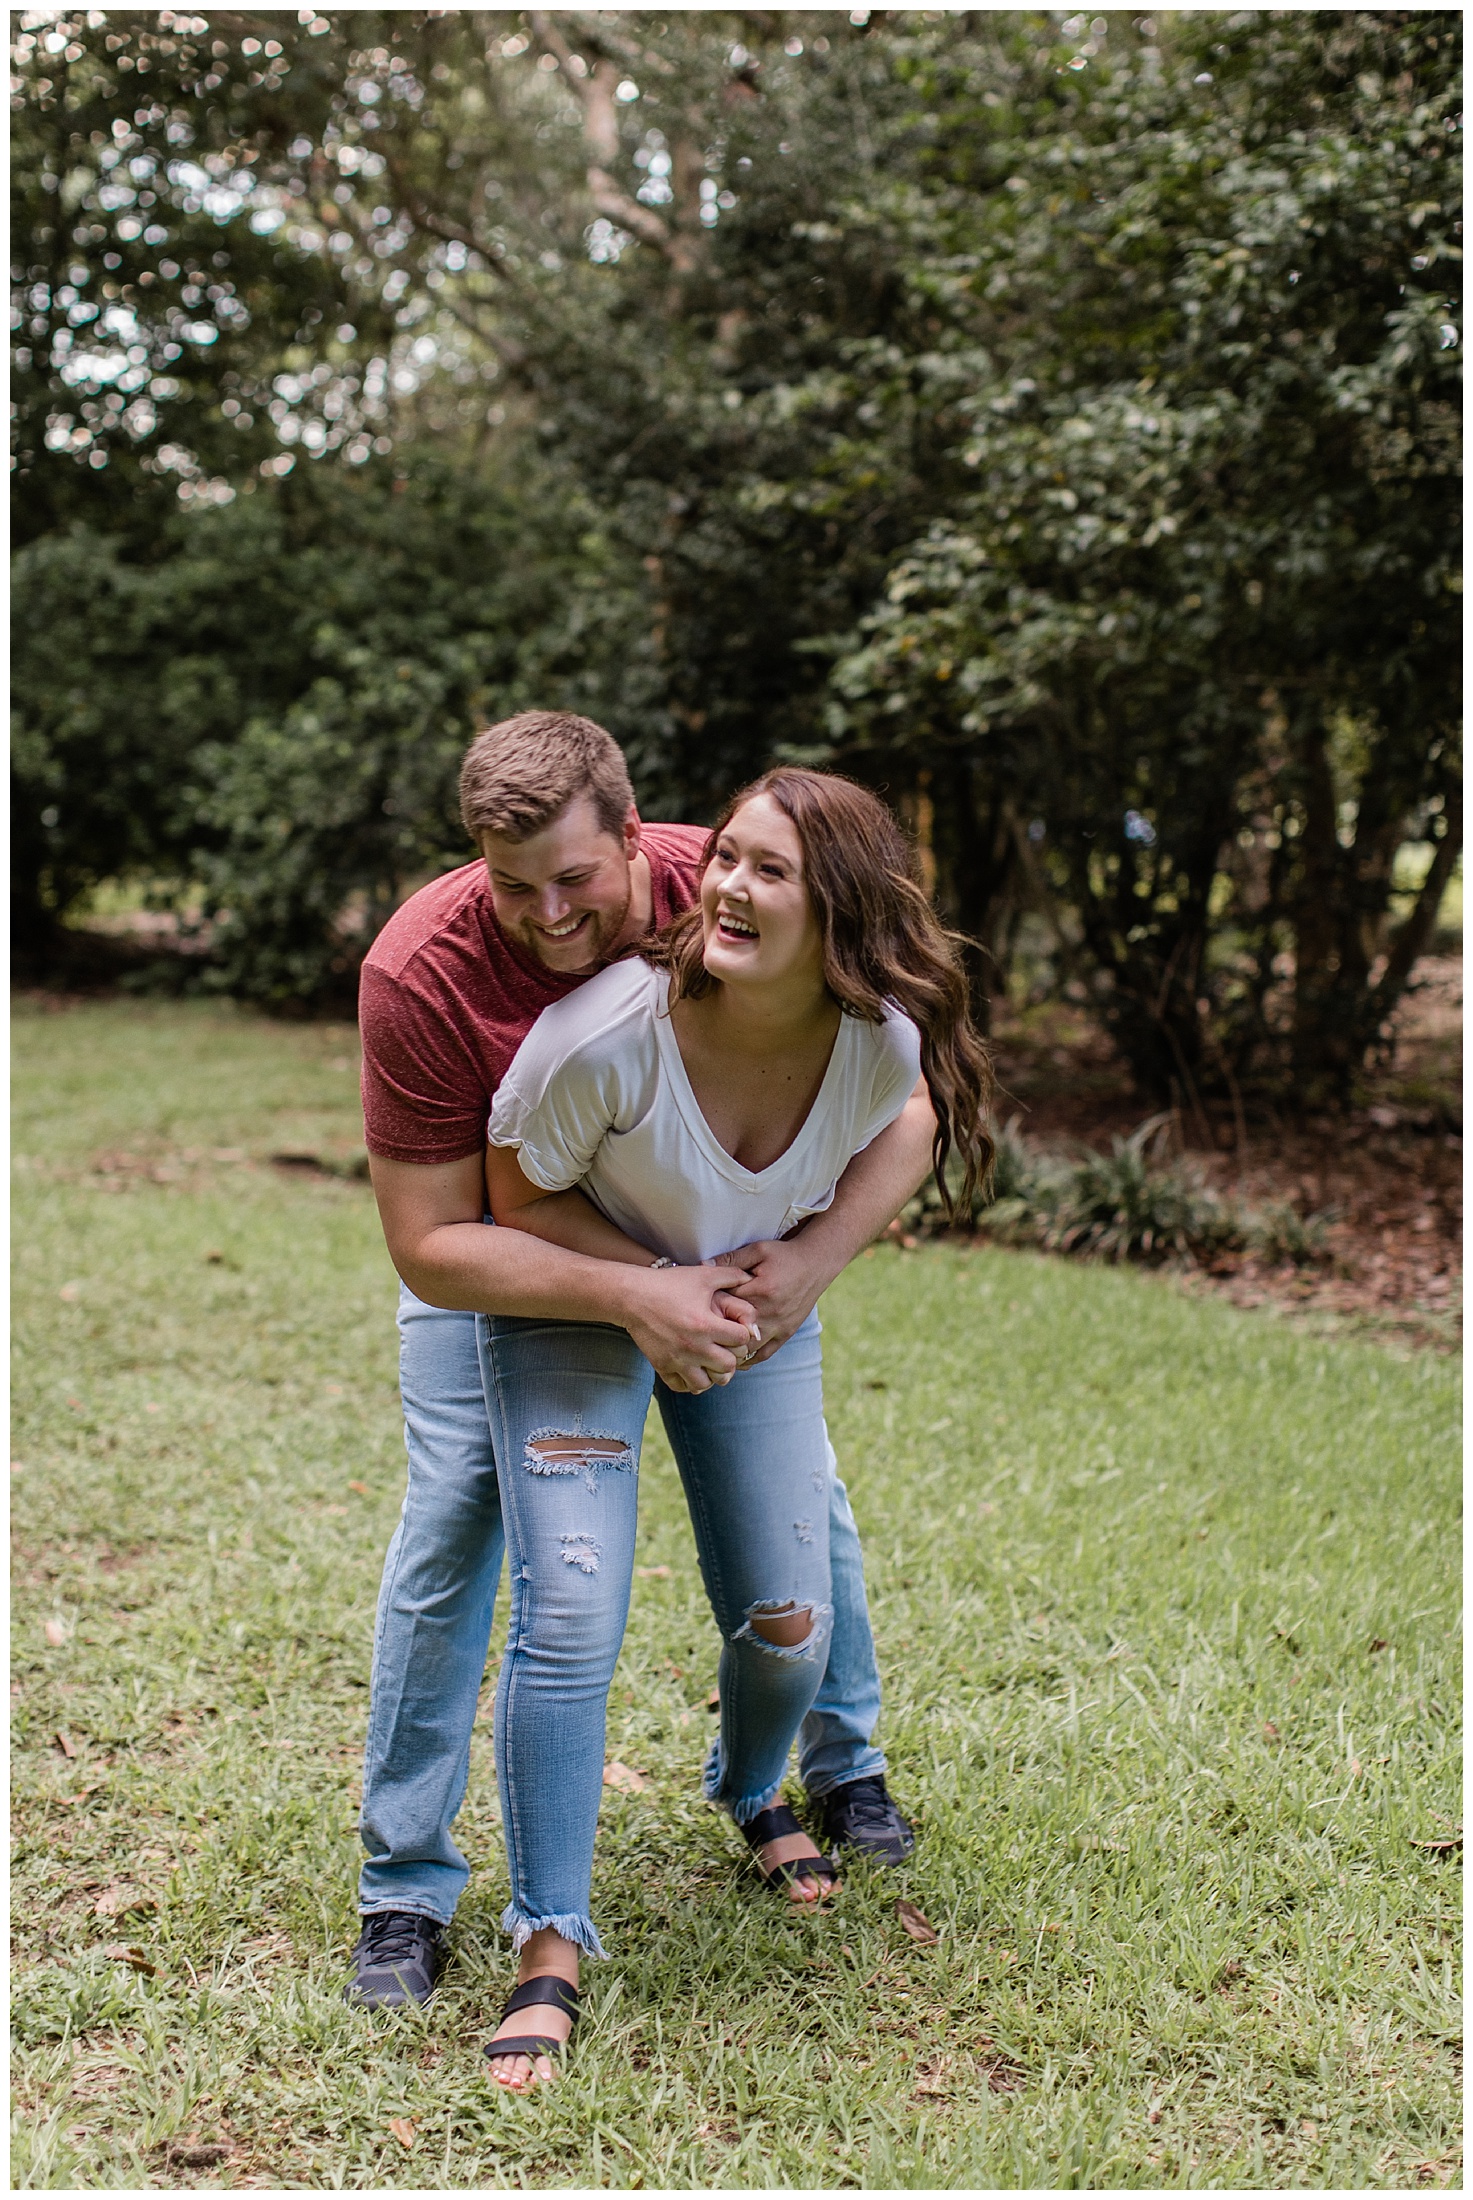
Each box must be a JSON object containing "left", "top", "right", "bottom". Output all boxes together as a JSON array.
[{"left": 11, "top": 999, "right": 1462, "bottom": 2190}]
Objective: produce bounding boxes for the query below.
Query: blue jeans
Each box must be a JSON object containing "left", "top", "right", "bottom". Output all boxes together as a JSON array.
[{"left": 358, "top": 1288, "right": 886, "bottom": 1944}]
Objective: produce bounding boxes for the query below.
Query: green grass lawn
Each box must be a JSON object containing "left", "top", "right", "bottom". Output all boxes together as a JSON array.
[{"left": 11, "top": 999, "right": 1462, "bottom": 2191}]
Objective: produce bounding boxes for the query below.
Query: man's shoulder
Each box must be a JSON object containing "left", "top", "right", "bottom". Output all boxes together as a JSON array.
[
  {"left": 643, "top": 821, "right": 708, "bottom": 873},
  {"left": 363, "top": 861, "right": 488, "bottom": 984}
]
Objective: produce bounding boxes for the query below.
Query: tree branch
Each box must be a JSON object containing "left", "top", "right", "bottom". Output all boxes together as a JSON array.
[
  {"left": 527, "top": 12, "right": 701, "bottom": 273},
  {"left": 1372, "top": 795, "right": 1463, "bottom": 1027}
]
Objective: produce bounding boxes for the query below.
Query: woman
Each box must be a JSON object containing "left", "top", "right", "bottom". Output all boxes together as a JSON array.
[{"left": 479, "top": 768, "right": 992, "bottom": 2088}]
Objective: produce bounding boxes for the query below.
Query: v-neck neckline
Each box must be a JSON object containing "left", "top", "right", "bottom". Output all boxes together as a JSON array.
[{"left": 651, "top": 971, "right": 849, "bottom": 1185}]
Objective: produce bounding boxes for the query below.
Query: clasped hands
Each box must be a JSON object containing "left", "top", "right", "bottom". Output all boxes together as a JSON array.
[{"left": 636, "top": 1235, "right": 821, "bottom": 1395}]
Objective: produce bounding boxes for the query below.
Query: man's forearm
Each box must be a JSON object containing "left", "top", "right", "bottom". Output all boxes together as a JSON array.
[{"left": 396, "top": 1216, "right": 649, "bottom": 1325}]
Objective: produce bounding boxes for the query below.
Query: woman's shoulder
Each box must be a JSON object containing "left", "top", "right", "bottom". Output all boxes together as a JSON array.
[
  {"left": 510, "top": 958, "right": 662, "bottom": 1080},
  {"left": 856, "top": 999, "right": 924, "bottom": 1079}
]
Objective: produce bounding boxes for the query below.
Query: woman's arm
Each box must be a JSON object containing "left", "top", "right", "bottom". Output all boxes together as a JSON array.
[{"left": 485, "top": 1142, "right": 659, "bottom": 1269}]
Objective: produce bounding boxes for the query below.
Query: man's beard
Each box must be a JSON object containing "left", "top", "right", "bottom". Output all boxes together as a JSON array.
[{"left": 520, "top": 878, "right": 633, "bottom": 973}]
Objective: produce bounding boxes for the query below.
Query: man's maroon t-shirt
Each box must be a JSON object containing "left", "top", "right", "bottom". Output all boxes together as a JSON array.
[{"left": 359, "top": 823, "right": 709, "bottom": 1165}]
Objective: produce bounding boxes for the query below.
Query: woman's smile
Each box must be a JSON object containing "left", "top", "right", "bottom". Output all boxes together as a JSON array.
[{"left": 700, "top": 793, "right": 825, "bottom": 991}]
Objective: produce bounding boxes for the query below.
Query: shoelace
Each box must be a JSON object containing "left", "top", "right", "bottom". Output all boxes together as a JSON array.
[
  {"left": 362, "top": 1912, "right": 437, "bottom": 1965},
  {"left": 834, "top": 1778, "right": 895, "bottom": 1830}
]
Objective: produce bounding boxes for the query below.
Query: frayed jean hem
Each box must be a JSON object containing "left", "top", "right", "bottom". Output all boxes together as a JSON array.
[
  {"left": 500, "top": 1904, "right": 608, "bottom": 1960},
  {"left": 703, "top": 1758, "right": 788, "bottom": 1827}
]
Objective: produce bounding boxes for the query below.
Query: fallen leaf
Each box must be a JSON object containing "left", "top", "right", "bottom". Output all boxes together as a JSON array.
[
  {"left": 101, "top": 1943, "right": 156, "bottom": 1974},
  {"left": 387, "top": 2118, "right": 417, "bottom": 2151},
  {"left": 55, "top": 1783, "right": 107, "bottom": 1807},
  {"left": 1410, "top": 1832, "right": 1462, "bottom": 1854},
  {"left": 347, "top": 1480, "right": 368, "bottom": 1496},
  {"left": 1262, "top": 1721, "right": 1280, "bottom": 1741},
  {"left": 1147, "top": 2106, "right": 1162, "bottom": 2126},
  {"left": 94, "top": 1885, "right": 156, "bottom": 1919},
  {"left": 895, "top": 1898, "right": 939, "bottom": 1945},
  {"left": 45, "top": 1619, "right": 68, "bottom": 1647},
  {"left": 160, "top": 2135, "right": 228, "bottom": 2169},
  {"left": 54, "top": 1731, "right": 77, "bottom": 1759},
  {"left": 1368, "top": 1638, "right": 1389, "bottom": 1653},
  {"left": 602, "top": 1761, "right": 650, "bottom": 1793},
  {"left": 59, "top": 1282, "right": 80, "bottom": 1302},
  {"left": 636, "top": 1564, "right": 672, "bottom": 1578}
]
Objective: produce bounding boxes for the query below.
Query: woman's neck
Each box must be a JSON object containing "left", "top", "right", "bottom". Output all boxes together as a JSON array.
[{"left": 680, "top": 971, "right": 838, "bottom": 1056}]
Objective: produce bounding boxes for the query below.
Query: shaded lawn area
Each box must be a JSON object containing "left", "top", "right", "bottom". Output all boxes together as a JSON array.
[{"left": 11, "top": 1000, "right": 1462, "bottom": 2191}]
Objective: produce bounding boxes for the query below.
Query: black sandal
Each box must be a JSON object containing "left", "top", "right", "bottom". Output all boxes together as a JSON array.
[
  {"left": 740, "top": 1803, "right": 841, "bottom": 1895},
  {"left": 483, "top": 1974, "right": 580, "bottom": 2073}
]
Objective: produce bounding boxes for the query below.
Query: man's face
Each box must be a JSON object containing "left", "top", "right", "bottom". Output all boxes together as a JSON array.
[{"left": 481, "top": 794, "right": 641, "bottom": 975}]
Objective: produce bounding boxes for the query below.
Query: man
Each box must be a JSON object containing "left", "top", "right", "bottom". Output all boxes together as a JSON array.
[{"left": 349, "top": 711, "right": 933, "bottom": 2017}]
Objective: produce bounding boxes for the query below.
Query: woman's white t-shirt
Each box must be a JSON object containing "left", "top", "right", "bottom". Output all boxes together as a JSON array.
[{"left": 488, "top": 959, "right": 922, "bottom": 1267}]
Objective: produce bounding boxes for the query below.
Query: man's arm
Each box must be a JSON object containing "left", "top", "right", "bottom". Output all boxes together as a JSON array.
[
  {"left": 370, "top": 1150, "right": 757, "bottom": 1393},
  {"left": 718, "top": 1080, "right": 937, "bottom": 1363}
]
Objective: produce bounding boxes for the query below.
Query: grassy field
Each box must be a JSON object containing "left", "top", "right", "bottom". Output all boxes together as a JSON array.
[{"left": 11, "top": 998, "right": 1462, "bottom": 2191}]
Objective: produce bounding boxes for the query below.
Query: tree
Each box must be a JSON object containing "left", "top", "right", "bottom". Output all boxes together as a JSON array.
[
  {"left": 11, "top": 12, "right": 1461, "bottom": 1091},
  {"left": 823, "top": 10, "right": 1462, "bottom": 1103}
]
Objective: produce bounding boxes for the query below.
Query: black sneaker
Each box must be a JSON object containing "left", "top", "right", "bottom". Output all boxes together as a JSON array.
[
  {"left": 344, "top": 1910, "right": 446, "bottom": 2009},
  {"left": 816, "top": 1775, "right": 916, "bottom": 1864}
]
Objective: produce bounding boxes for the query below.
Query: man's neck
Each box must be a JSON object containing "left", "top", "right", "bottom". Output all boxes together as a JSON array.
[{"left": 605, "top": 848, "right": 654, "bottom": 960}]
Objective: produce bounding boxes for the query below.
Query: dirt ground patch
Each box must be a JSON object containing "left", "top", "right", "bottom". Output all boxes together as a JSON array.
[{"left": 989, "top": 958, "right": 1462, "bottom": 1345}]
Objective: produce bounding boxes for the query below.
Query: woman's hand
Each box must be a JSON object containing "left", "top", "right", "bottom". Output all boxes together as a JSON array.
[{"left": 712, "top": 1236, "right": 827, "bottom": 1363}]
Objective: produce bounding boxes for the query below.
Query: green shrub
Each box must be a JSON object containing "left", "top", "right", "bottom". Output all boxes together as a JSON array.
[{"left": 918, "top": 1115, "right": 1330, "bottom": 1270}]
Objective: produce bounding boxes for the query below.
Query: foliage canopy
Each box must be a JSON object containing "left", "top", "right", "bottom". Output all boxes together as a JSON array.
[{"left": 11, "top": 9, "right": 1462, "bottom": 1100}]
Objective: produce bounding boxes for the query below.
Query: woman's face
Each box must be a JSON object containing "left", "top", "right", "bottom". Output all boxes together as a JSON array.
[{"left": 700, "top": 793, "right": 825, "bottom": 994}]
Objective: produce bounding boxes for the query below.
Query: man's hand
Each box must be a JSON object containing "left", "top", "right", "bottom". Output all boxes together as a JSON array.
[{"left": 619, "top": 1263, "right": 758, "bottom": 1394}]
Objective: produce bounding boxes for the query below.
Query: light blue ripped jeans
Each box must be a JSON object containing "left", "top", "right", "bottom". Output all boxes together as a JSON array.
[{"left": 357, "top": 1289, "right": 885, "bottom": 1956}]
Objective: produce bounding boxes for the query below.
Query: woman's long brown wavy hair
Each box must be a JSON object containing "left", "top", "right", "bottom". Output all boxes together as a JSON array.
[{"left": 643, "top": 767, "right": 994, "bottom": 1221}]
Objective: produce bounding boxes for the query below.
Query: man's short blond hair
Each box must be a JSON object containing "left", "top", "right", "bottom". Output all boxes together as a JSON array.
[{"left": 458, "top": 711, "right": 635, "bottom": 845}]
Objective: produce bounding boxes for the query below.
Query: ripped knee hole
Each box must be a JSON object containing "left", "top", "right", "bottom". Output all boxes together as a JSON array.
[
  {"left": 747, "top": 1601, "right": 814, "bottom": 1649},
  {"left": 526, "top": 1435, "right": 632, "bottom": 1469}
]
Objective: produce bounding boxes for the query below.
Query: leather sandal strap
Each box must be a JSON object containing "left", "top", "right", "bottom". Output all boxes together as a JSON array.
[
  {"left": 485, "top": 2032, "right": 569, "bottom": 2063},
  {"left": 503, "top": 1975, "right": 580, "bottom": 2022},
  {"left": 740, "top": 1803, "right": 803, "bottom": 1849},
  {"left": 765, "top": 1852, "right": 839, "bottom": 1887}
]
